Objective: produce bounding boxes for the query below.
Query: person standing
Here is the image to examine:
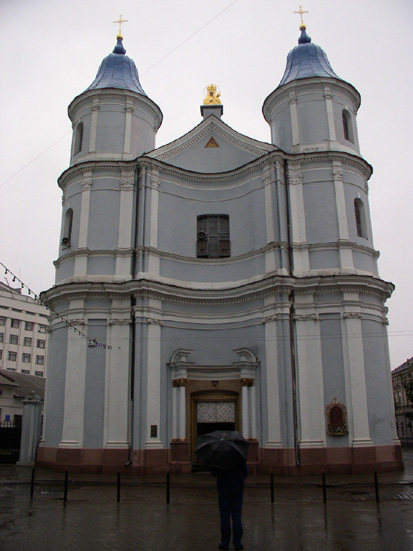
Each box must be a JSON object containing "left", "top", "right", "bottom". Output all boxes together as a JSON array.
[{"left": 212, "top": 459, "right": 248, "bottom": 550}]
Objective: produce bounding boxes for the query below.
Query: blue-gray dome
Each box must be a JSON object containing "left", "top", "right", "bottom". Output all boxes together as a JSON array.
[
  {"left": 278, "top": 27, "right": 340, "bottom": 87},
  {"left": 86, "top": 37, "right": 147, "bottom": 95}
]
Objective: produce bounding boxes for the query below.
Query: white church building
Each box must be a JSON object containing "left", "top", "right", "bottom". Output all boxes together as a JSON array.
[{"left": 38, "top": 23, "right": 403, "bottom": 474}]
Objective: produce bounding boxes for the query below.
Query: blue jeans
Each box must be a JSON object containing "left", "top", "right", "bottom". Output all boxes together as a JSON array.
[{"left": 218, "top": 491, "right": 243, "bottom": 547}]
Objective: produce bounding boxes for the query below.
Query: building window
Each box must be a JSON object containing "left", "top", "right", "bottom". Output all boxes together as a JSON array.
[
  {"left": 197, "top": 215, "right": 231, "bottom": 258},
  {"left": 37, "top": 339, "right": 46, "bottom": 349},
  {"left": 62, "top": 208, "right": 73, "bottom": 247},
  {"left": 36, "top": 355, "right": 44, "bottom": 365},
  {"left": 22, "top": 353, "right": 31, "bottom": 363},
  {"left": 21, "top": 369, "right": 30, "bottom": 375},
  {"left": 11, "top": 319, "right": 20, "bottom": 329},
  {"left": 25, "top": 321, "right": 34, "bottom": 331},
  {"left": 9, "top": 335, "right": 18, "bottom": 345},
  {"left": 35, "top": 371, "right": 44, "bottom": 377},
  {"left": 0, "top": 333, "right": 3, "bottom": 343},
  {"left": 23, "top": 337, "right": 32, "bottom": 347},
  {"left": 8, "top": 352, "right": 17, "bottom": 361},
  {"left": 0, "top": 350, "right": 2, "bottom": 359},
  {"left": 342, "top": 109, "right": 354, "bottom": 142},
  {"left": 354, "top": 198, "right": 367, "bottom": 238},
  {"left": 39, "top": 325, "right": 47, "bottom": 334},
  {"left": 74, "top": 122, "right": 83, "bottom": 155},
  {"left": 0, "top": 317, "right": 5, "bottom": 326}
]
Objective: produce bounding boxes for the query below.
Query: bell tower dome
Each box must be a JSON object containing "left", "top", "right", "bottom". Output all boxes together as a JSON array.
[
  {"left": 68, "top": 34, "right": 162, "bottom": 166},
  {"left": 263, "top": 25, "right": 361, "bottom": 155}
]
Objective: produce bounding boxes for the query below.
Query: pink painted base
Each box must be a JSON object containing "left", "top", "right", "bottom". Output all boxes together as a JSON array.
[{"left": 36, "top": 443, "right": 404, "bottom": 475}]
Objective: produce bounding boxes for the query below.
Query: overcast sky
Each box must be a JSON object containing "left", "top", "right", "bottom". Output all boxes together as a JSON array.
[{"left": 0, "top": 0, "right": 411, "bottom": 369}]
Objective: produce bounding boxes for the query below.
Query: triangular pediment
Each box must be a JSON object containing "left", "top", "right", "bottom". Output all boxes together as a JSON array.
[{"left": 148, "top": 115, "right": 277, "bottom": 173}]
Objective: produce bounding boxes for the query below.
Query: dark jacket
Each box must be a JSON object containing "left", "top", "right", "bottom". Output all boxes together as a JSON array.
[{"left": 212, "top": 460, "right": 248, "bottom": 496}]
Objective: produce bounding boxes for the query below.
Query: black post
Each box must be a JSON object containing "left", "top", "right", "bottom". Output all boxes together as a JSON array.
[
  {"left": 270, "top": 473, "right": 274, "bottom": 504},
  {"left": 64, "top": 470, "right": 69, "bottom": 503},
  {"left": 117, "top": 470, "right": 121, "bottom": 503},
  {"left": 374, "top": 471, "right": 380, "bottom": 503},
  {"left": 322, "top": 472, "right": 327, "bottom": 504},
  {"left": 166, "top": 472, "right": 170, "bottom": 504},
  {"left": 30, "top": 467, "right": 35, "bottom": 499}
]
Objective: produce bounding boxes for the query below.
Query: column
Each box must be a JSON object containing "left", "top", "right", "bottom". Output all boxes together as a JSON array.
[
  {"left": 172, "top": 379, "right": 188, "bottom": 440},
  {"left": 88, "top": 98, "right": 99, "bottom": 153},
  {"left": 288, "top": 163, "right": 309, "bottom": 274},
  {"left": 144, "top": 303, "right": 163, "bottom": 449},
  {"left": 240, "top": 378, "right": 253, "bottom": 439},
  {"left": 123, "top": 99, "right": 134, "bottom": 155},
  {"left": 249, "top": 384, "right": 257, "bottom": 440},
  {"left": 18, "top": 395, "right": 43, "bottom": 466},
  {"left": 294, "top": 312, "right": 325, "bottom": 449},
  {"left": 342, "top": 310, "right": 372, "bottom": 446},
  {"left": 115, "top": 170, "right": 135, "bottom": 278},
  {"left": 147, "top": 168, "right": 160, "bottom": 276},
  {"left": 263, "top": 163, "right": 277, "bottom": 273},
  {"left": 103, "top": 315, "right": 130, "bottom": 449},
  {"left": 289, "top": 91, "right": 300, "bottom": 148},
  {"left": 74, "top": 173, "right": 92, "bottom": 277},
  {"left": 264, "top": 314, "right": 282, "bottom": 447},
  {"left": 324, "top": 86, "right": 337, "bottom": 142},
  {"left": 333, "top": 161, "right": 354, "bottom": 270}
]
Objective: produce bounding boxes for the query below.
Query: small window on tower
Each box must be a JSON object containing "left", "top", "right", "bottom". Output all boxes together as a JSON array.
[
  {"left": 74, "top": 122, "right": 84, "bottom": 155},
  {"left": 62, "top": 208, "right": 73, "bottom": 247},
  {"left": 354, "top": 198, "right": 367, "bottom": 238},
  {"left": 197, "top": 215, "right": 231, "bottom": 258},
  {"left": 342, "top": 110, "right": 354, "bottom": 143}
]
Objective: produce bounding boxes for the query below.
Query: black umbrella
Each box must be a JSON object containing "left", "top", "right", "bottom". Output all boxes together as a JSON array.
[{"left": 194, "top": 430, "right": 250, "bottom": 470}]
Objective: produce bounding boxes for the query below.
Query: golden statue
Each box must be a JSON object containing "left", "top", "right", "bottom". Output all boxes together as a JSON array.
[{"left": 203, "top": 84, "right": 222, "bottom": 105}]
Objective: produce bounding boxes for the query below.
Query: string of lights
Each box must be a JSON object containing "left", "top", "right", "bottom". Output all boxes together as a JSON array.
[{"left": 0, "top": 262, "right": 114, "bottom": 350}]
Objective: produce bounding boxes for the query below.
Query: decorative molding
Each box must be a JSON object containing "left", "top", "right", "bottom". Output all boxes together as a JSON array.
[
  {"left": 343, "top": 312, "right": 362, "bottom": 319},
  {"left": 294, "top": 313, "right": 318, "bottom": 322},
  {"left": 172, "top": 378, "right": 189, "bottom": 387},
  {"left": 326, "top": 398, "right": 348, "bottom": 436},
  {"left": 240, "top": 377, "right": 255, "bottom": 387},
  {"left": 262, "top": 313, "right": 279, "bottom": 323}
]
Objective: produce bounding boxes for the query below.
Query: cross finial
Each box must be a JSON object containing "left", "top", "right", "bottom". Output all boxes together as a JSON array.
[
  {"left": 294, "top": 5, "right": 309, "bottom": 28},
  {"left": 113, "top": 14, "right": 128, "bottom": 38}
]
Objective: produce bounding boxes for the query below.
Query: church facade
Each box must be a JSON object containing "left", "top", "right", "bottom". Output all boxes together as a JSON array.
[{"left": 37, "top": 25, "right": 403, "bottom": 474}]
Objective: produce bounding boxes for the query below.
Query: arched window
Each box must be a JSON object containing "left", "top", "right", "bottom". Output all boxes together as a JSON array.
[
  {"left": 354, "top": 198, "right": 367, "bottom": 238},
  {"left": 62, "top": 208, "right": 73, "bottom": 247},
  {"left": 342, "top": 110, "right": 353, "bottom": 143},
  {"left": 74, "top": 122, "right": 83, "bottom": 155}
]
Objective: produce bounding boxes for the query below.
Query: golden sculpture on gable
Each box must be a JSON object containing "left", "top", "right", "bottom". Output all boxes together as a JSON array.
[{"left": 203, "top": 84, "right": 222, "bottom": 105}]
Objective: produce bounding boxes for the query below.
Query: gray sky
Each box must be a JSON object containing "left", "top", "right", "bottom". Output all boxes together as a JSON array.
[{"left": 0, "top": 0, "right": 412, "bottom": 369}]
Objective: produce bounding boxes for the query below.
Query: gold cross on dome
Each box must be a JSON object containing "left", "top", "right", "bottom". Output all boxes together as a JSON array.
[
  {"left": 113, "top": 14, "right": 128, "bottom": 37},
  {"left": 294, "top": 5, "right": 309, "bottom": 26}
]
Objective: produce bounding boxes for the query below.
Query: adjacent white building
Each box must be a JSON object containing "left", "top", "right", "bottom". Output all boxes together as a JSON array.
[
  {"left": 0, "top": 282, "right": 49, "bottom": 380},
  {"left": 38, "top": 25, "right": 402, "bottom": 475}
]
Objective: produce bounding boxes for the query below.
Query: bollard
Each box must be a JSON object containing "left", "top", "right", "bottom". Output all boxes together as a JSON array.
[
  {"left": 64, "top": 470, "right": 69, "bottom": 503},
  {"left": 270, "top": 473, "right": 274, "bottom": 504},
  {"left": 322, "top": 472, "right": 327, "bottom": 503},
  {"left": 117, "top": 470, "right": 121, "bottom": 503},
  {"left": 30, "top": 467, "right": 35, "bottom": 499},
  {"left": 166, "top": 472, "right": 170, "bottom": 504},
  {"left": 374, "top": 471, "right": 380, "bottom": 503}
]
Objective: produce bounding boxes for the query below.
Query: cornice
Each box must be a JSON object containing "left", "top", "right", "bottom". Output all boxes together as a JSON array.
[
  {"left": 41, "top": 273, "right": 394, "bottom": 308},
  {"left": 58, "top": 161, "right": 136, "bottom": 190},
  {"left": 287, "top": 152, "right": 372, "bottom": 180}
]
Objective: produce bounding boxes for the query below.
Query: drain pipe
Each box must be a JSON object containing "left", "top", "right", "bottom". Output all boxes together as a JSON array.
[
  {"left": 125, "top": 165, "right": 140, "bottom": 467},
  {"left": 284, "top": 159, "right": 300, "bottom": 467}
]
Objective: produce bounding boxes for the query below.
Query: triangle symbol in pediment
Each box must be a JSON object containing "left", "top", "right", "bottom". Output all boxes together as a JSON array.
[{"left": 205, "top": 137, "right": 219, "bottom": 148}]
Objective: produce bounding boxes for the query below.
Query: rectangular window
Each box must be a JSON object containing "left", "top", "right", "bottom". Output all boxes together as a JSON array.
[
  {"left": 38, "top": 325, "right": 47, "bottom": 333},
  {"left": 21, "top": 369, "right": 30, "bottom": 375},
  {"left": 8, "top": 352, "right": 17, "bottom": 361},
  {"left": 36, "top": 355, "right": 44, "bottom": 365},
  {"left": 22, "top": 353, "right": 31, "bottom": 363},
  {"left": 24, "top": 337, "right": 32, "bottom": 347},
  {"left": 37, "top": 339, "right": 46, "bottom": 349},
  {"left": 9, "top": 335, "right": 18, "bottom": 345},
  {"left": 0, "top": 333, "right": 3, "bottom": 343},
  {"left": 0, "top": 317, "right": 5, "bottom": 326},
  {"left": 35, "top": 371, "right": 44, "bottom": 377},
  {"left": 0, "top": 350, "right": 2, "bottom": 359},
  {"left": 25, "top": 321, "right": 34, "bottom": 331},
  {"left": 11, "top": 319, "right": 20, "bottom": 329},
  {"left": 197, "top": 215, "right": 231, "bottom": 259}
]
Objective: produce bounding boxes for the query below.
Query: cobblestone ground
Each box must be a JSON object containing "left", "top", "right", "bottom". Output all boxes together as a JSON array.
[{"left": 1, "top": 483, "right": 413, "bottom": 551}]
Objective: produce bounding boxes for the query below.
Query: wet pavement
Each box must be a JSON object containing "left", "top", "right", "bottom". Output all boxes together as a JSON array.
[{"left": 1, "top": 448, "right": 413, "bottom": 551}]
